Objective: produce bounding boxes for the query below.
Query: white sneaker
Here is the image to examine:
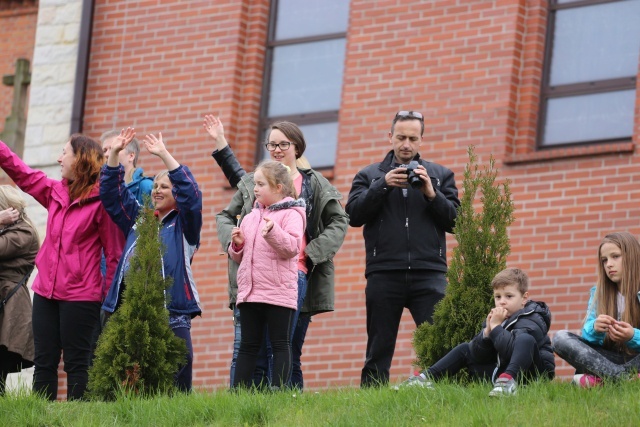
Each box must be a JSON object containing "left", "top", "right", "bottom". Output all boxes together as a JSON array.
[
  {"left": 392, "top": 373, "right": 434, "bottom": 390},
  {"left": 489, "top": 377, "right": 517, "bottom": 397}
]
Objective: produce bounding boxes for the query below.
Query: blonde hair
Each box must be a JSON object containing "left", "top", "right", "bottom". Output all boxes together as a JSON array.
[
  {"left": 296, "top": 155, "right": 311, "bottom": 169},
  {"left": 592, "top": 232, "right": 640, "bottom": 353},
  {"left": 255, "top": 160, "right": 296, "bottom": 199},
  {"left": 0, "top": 185, "right": 39, "bottom": 240}
]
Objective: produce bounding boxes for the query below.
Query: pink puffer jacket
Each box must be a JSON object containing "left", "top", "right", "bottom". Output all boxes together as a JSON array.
[{"left": 229, "top": 197, "right": 306, "bottom": 310}]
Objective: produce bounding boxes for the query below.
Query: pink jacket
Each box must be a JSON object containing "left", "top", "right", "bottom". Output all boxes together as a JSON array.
[
  {"left": 229, "top": 197, "right": 306, "bottom": 310},
  {"left": 0, "top": 140, "right": 124, "bottom": 302}
]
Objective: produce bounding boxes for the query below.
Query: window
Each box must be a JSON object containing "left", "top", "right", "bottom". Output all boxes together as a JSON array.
[
  {"left": 539, "top": 0, "right": 640, "bottom": 147},
  {"left": 259, "top": 0, "right": 349, "bottom": 168}
]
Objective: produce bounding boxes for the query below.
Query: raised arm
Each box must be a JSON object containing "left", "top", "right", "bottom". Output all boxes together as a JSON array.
[
  {"left": 205, "top": 115, "right": 246, "bottom": 188},
  {"left": 0, "top": 140, "right": 54, "bottom": 209},
  {"left": 169, "top": 165, "right": 202, "bottom": 247}
]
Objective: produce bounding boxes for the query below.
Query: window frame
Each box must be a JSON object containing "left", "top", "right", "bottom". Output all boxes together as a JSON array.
[
  {"left": 256, "top": 0, "right": 347, "bottom": 169},
  {"left": 537, "top": 0, "right": 638, "bottom": 149}
]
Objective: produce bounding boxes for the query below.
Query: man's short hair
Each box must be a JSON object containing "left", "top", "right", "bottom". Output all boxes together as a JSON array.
[
  {"left": 99, "top": 130, "right": 141, "bottom": 167},
  {"left": 391, "top": 110, "right": 425, "bottom": 136},
  {"left": 491, "top": 267, "right": 529, "bottom": 295}
]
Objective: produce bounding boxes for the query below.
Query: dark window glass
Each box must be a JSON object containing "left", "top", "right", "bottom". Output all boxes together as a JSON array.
[
  {"left": 259, "top": 0, "right": 349, "bottom": 168},
  {"left": 539, "top": 0, "right": 639, "bottom": 147}
]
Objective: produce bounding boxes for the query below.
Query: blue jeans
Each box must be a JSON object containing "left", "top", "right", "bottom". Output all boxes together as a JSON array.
[{"left": 230, "top": 270, "right": 308, "bottom": 388}]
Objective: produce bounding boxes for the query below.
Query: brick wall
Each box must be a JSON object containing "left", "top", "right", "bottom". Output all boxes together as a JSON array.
[{"left": 8, "top": 0, "right": 639, "bottom": 394}]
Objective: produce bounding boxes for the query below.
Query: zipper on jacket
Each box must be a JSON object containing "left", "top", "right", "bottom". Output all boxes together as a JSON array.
[
  {"left": 373, "top": 219, "right": 384, "bottom": 257},
  {"left": 405, "top": 192, "right": 410, "bottom": 268}
]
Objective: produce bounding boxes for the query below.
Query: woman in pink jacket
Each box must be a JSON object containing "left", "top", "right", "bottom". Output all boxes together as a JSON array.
[
  {"left": 229, "top": 160, "right": 306, "bottom": 390},
  {"left": 0, "top": 136, "right": 124, "bottom": 400}
]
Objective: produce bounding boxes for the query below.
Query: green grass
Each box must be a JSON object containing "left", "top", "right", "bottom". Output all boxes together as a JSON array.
[{"left": 1, "top": 380, "right": 639, "bottom": 426}]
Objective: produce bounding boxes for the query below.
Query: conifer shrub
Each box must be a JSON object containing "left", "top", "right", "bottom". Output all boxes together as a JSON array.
[
  {"left": 413, "top": 146, "right": 514, "bottom": 370},
  {"left": 88, "top": 201, "right": 187, "bottom": 400}
]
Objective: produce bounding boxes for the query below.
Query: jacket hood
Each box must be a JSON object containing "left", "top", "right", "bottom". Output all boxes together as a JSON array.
[
  {"left": 254, "top": 197, "right": 306, "bottom": 211},
  {"left": 506, "top": 300, "right": 552, "bottom": 332}
]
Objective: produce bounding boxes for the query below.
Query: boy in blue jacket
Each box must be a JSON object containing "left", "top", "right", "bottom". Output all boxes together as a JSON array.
[{"left": 396, "top": 267, "right": 554, "bottom": 396}]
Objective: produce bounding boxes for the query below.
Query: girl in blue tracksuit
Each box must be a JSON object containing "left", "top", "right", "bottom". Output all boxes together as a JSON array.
[{"left": 99, "top": 128, "right": 202, "bottom": 392}]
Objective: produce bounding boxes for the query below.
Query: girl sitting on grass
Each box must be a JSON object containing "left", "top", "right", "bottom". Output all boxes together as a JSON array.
[{"left": 554, "top": 231, "right": 640, "bottom": 387}]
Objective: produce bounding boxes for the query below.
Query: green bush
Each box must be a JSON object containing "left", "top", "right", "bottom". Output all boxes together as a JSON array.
[
  {"left": 413, "top": 145, "right": 515, "bottom": 369},
  {"left": 88, "top": 201, "right": 187, "bottom": 400}
]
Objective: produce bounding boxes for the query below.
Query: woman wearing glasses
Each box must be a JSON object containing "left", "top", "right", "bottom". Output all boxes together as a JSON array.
[{"left": 207, "top": 116, "right": 348, "bottom": 390}]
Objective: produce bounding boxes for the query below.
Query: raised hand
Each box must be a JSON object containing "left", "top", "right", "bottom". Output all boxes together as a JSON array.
[
  {"left": 143, "top": 132, "right": 179, "bottom": 171},
  {"left": 113, "top": 127, "right": 136, "bottom": 154},
  {"left": 143, "top": 132, "right": 167, "bottom": 157},
  {"left": 107, "top": 127, "right": 136, "bottom": 167},
  {"left": 203, "top": 114, "right": 228, "bottom": 151}
]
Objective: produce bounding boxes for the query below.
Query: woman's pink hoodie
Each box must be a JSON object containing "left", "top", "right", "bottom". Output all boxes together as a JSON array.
[
  {"left": 0, "top": 141, "right": 124, "bottom": 302},
  {"left": 229, "top": 197, "right": 306, "bottom": 310}
]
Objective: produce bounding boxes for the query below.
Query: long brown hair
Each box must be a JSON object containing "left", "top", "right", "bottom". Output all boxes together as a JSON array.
[
  {"left": 592, "top": 232, "right": 640, "bottom": 352},
  {"left": 67, "top": 134, "right": 104, "bottom": 203}
]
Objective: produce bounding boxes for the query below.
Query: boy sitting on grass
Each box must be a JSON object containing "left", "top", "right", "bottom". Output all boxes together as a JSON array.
[{"left": 395, "top": 267, "right": 555, "bottom": 396}]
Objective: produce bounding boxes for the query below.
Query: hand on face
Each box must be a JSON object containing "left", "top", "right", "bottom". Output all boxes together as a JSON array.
[
  {"left": 0, "top": 207, "right": 19, "bottom": 226},
  {"left": 488, "top": 307, "right": 508, "bottom": 330}
]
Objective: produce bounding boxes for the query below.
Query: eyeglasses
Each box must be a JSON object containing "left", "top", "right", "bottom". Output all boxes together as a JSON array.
[
  {"left": 395, "top": 110, "right": 424, "bottom": 121},
  {"left": 265, "top": 142, "right": 292, "bottom": 151}
]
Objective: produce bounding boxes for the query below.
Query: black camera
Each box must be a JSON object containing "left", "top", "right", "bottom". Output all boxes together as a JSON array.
[{"left": 401, "top": 161, "right": 423, "bottom": 189}]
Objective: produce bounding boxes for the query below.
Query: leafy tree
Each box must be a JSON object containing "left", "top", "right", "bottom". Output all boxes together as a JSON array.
[
  {"left": 413, "top": 145, "right": 515, "bottom": 369},
  {"left": 88, "top": 202, "right": 186, "bottom": 400}
]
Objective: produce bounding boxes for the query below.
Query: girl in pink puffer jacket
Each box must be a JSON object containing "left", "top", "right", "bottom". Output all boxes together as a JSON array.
[{"left": 228, "top": 160, "right": 306, "bottom": 389}]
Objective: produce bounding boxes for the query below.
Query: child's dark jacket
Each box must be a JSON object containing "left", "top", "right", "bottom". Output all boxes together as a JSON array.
[{"left": 469, "top": 300, "right": 555, "bottom": 377}]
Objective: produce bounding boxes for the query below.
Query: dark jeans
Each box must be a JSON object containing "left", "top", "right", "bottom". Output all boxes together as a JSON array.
[
  {"left": 170, "top": 314, "right": 194, "bottom": 392},
  {"left": 428, "top": 334, "right": 549, "bottom": 383},
  {"left": 427, "top": 343, "right": 495, "bottom": 382},
  {"left": 32, "top": 294, "right": 101, "bottom": 401},
  {"left": 361, "top": 270, "right": 446, "bottom": 387},
  {"left": 230, "top": 271, "right": 308, "bottom": 389},
  {"left": 554, "top": 330, "right": 640, "bottom": 379},
  {"left": 234, "top": 302, "right": 295, "bottom": 389}
]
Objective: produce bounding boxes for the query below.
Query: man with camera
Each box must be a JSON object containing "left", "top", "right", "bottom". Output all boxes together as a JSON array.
[{"left": 346, "top": 110, "right": 460, "bottom": 387}]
